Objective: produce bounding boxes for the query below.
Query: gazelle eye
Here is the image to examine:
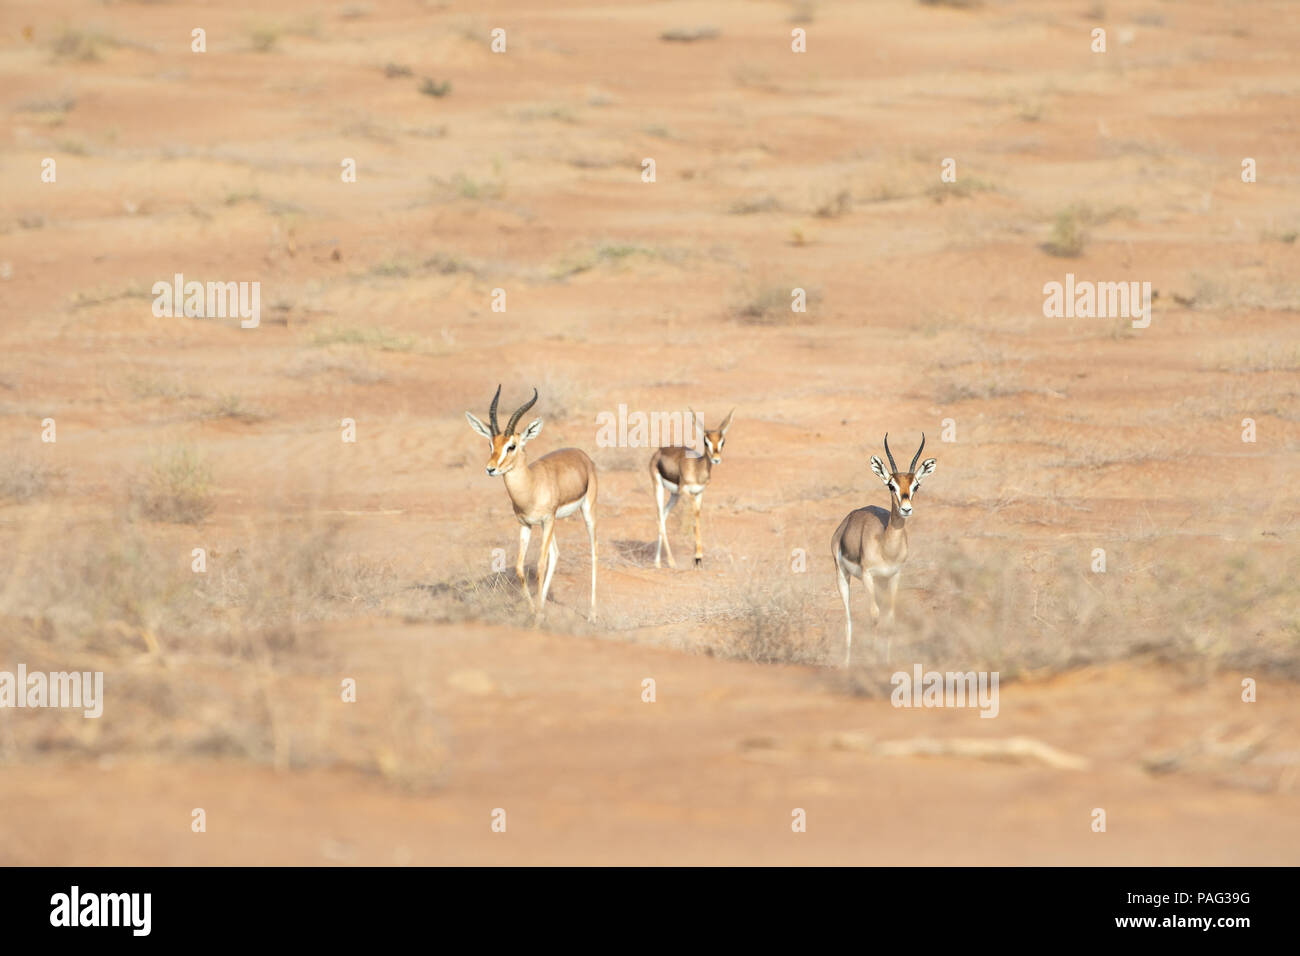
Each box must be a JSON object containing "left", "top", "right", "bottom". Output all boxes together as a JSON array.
[{"left": 506, "top": 443, "right": 516, "bottom": 452}]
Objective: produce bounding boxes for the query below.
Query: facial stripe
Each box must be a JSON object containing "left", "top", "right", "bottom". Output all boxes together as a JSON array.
[{"left": 487, "top": 434, "right": 521, "bottom": 472}]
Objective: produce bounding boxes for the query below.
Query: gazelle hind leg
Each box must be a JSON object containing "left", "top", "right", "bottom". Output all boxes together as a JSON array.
[
  {"left": 861, "top": 573, "right": 881, "bottom": 652},
  {"left": 517, "top": 525, "right": 533, "bottom": 611},
  {"left": 862, "top": 574, "right": 880, "bottom": 625},
  {"left": 535, "top": 520, "right": 555, "bottom": 621},
  {"left": 582, "top": 496, "right": 597, "bottom": 621},
  {"left": 539, "top": 535, "right": 559, "bottom": 615},
  {"left": 664, "top": 490, "right": 680, "bottom": 567},
  {"left": 836, "top": 559, "right": 853, "bottom": 666},
  {"left": 654, "top": 476, "right": 675, "bottom": 569},
  {"left": 659, "top": 484, "right": 679, "bottom": 569},
  {"left": 884, "top": 573, "right": 901, "bottom": 662},
  {"left": 653, "top": 480, "right": 662, "bottom": 567}
]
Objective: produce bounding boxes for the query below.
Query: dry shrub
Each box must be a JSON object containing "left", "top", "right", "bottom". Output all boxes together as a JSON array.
[
  {"left": 131, "top": 446, "right": 213, "bottom": 524},
  {"left": 417, "top": 571, "right": 532, "bottom": 625},
  {"left": 660, "top": 26, "right": 720, "bottom": 43},
  {"left": 709, "top": 573, "right": 824, "bottom": 664},
  {"left": 679, "top": 533, "right": 1300, "bottom": 698},
  {"left": 834, "top": 538, "right": 1300, "bottom": 697},
  {"left": 1042, "top": 206, "right": 1089, "bottom": 257},
  {"left": 734, "top": 284, "right": 816, "bottom": 325},
  {"left": 51, "top": 28, "right": 119, "bottom": 62},
  {"left": 0, "top": 516, "right": 389, "bottom": 654},
  {"left": 0, "top": 514, "right": 448, "bottom": 785},
  {"left": 811, "top": 187, "right": 852, "bottom": 219},
  {"left": 283, "top": 350, "right": 388, "bottom": 385},
  {"left": 0, "top": 455, "right": 62, "bottom": 502}
]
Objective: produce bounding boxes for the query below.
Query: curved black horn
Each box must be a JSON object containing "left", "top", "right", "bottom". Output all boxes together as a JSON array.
[
  {"left": 909, "top": 433, "right": 926, "bottom": 473},
  {"left": 505, "top": 388, "right": 539, "bottom": 436},
  {"left": 488, "top": 384, "right": 502, "bottom": 435},
  {"left": 883, "top": 433, "right": 898, "bottom": 473}
]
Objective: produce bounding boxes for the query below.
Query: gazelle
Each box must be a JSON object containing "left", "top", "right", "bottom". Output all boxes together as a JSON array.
[
  {"left": 465, "top": 385, "right": 598, "bottom": 621},
  {"left": 649, "top": 408, "right": 734, "bottom": 568},
  {"left": 831, "top": 433, "right": 936, "bottom": 665}
]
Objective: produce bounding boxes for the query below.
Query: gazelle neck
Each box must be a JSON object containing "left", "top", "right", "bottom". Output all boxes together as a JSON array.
[
  {"left": 887, "top": 499, "right": 909, "bottom": 533},
  {"left": 501, "top": 452, "right": 534, "bottom": 505}
]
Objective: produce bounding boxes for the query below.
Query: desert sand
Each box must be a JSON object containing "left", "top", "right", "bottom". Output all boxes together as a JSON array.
[{"left": 1, "top": 0, "right": 1297, "bottom": 864}]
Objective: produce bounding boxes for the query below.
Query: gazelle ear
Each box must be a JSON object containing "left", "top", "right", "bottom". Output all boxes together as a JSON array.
[
  {"left": 719, "top": 408, "right": 735, "bottom": 436},
  {"left": 869, "top": 455, "right": 892, "bottom": 485},
  {"left": 466, "top": 412, "right": 493, "bottom": 440},
  {"left": 519, "top": 418, "right": 544, "bottom": 445},
  {"left": 914, "top": 458, "right": 937, "bottom": 484}
]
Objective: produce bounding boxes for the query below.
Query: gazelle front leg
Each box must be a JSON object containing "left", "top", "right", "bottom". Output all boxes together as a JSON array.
[
  {"left": 836, "top": 560, "right": 853, "bottom": 666},
  {"left": 691, "top": 492, "right": 704, "bottom": 567},
  {"left": 861, "top": 572, "right": 880, "bottom": 636},
  {"left": 886, "top": 574, "right": 900, "bottom": 629},
  {"left": 883, "top": 573, "right": 900, "bottom": 662},
  {"left": 536, "top": 518, "right": 558, "bottom": 619},
  {"left": 516, "top": 524, "right": 534, "bottom": 611},
  {"left": 654, "top": 477, "right": 676, "bottom": 569}
]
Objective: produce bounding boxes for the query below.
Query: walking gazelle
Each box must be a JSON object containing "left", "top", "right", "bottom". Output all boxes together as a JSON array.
[
  {"left": 465, "top": 385, "right": 598, "bottom": 621},
  {"left": 649, "top": 408, "right": 734, "bottom": 568},
  {"left": 831, "top": 433, "right": 936, "bottom": 665}
]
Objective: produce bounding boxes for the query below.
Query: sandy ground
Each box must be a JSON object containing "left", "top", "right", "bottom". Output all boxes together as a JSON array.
[
  {"left": 5, "top": 627, "right": 1300, "bottom": 866},
  {"left": 1, "top": 0, "right": 1298, "bottom": 864}
]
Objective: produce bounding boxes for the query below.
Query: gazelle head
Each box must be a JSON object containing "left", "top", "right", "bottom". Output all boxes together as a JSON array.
[
  {"left": 691, "top": 407, "right": 735, "bottom": 465},
  {"left": 870, "top": 433, "right": 937, "bottom": 518},
  {"left": 465, "top": 385, "right": 543, "bottom": 476}
]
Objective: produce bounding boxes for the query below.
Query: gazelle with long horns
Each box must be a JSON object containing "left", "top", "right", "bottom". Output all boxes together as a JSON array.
[
  {"left": 465, "top": 386, "right": 598, "bottom": 621},
  {"left": 649, "top": 408, "right": 734, "bottom": 568},
  {"left": 831, "top": 433, "right": 936, "bottom": 665}
]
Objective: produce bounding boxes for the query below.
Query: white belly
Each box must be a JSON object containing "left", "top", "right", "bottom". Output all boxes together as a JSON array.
[
  {"left": 682, "top": 484, "right": 706, "bottom": 495},
  {"left": 660, "top": 478, "right": 678, "bottom": 493},
  {"left": 555, "top": 497, "right": 584, "bottom": 519}
]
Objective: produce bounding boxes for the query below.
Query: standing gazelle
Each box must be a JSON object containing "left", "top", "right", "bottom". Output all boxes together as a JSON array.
[
  {"left": 831, "top": 433, "right": 936, "bottom": 665},
  {"left": 465, "top": 385, "right": 598, "bottom": 621},
  {"left": 649, "top": 408, "right": 734, "bottom": 568}
]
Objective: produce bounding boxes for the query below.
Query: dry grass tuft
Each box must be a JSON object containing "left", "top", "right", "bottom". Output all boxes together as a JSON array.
[
  {"left": 1042, "top": 206, "right": 1089, "bottom": 257},
  {"left": 419, "top": 78, "right": 453, "bottom": 98},
  {"left": 283, "top": 351, "right": 388, "bottom": 385},
  {"left": 311, "top": 326, "right": 420, "bottom": 352},
  {"left": 733, "top": 283, "right": 816, "bottom": 324},
  {"left": 131, "top": 446, "right": 214, "bottom": 524},
  {"left": 710, "top": 575, "right": 823, "bottom": 665},
  {"left": 811, "top": 187, "right": 852, "bottom": 219},
  {"left": 0, "top": 455, "right": 63, "bottom": 502},
  {"left": 50, "top": 28, "right": 120, "bottom": 62},
  {"left": 202, "top": 393, "right": 268, "bottom": 422},
  {"left": 0, "top": 515, "right": 447, "bottom": 784},
  {"left": 660, "top": 26, "right": 720, "bottom": 43}
]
